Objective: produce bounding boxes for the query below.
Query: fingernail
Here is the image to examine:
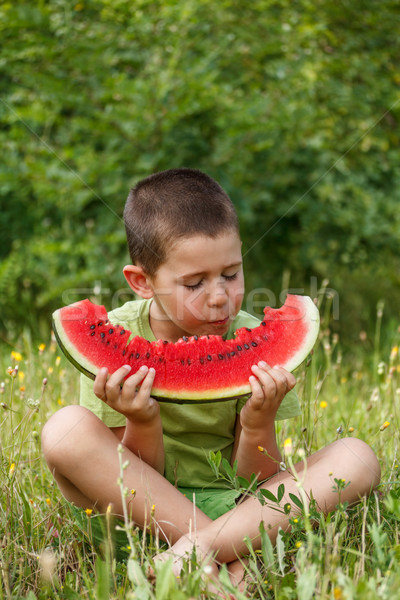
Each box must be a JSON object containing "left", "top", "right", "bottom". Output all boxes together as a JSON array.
[
  {"left": 258, "top": 361, "right": 267, "bottom": 367},
  {"left": 149, "top": 367, "right": 155, "bottom": 374},
  {"left": 123, "top": 365, "right": 132, "bottom": 371},
  {"left": 101, "top": 367, "right": 108, "bottom": 375},
  {"left": 140, "top": 365, "right": 148, "bottom": 372}
]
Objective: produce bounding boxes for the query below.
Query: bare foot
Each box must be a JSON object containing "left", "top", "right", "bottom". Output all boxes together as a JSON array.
[{"left": 152, "top": 534, "right": 219, "bottom": 577}]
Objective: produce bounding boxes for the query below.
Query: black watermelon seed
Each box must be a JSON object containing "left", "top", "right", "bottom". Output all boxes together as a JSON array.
[
  {"left": 194, "top": 335, "right": 198, "bottom": 341},
  {"left": 237, "top": 345, "right": 242, "bottom": 351},
  {"left": 120, "top": 329, "right": 125, "bottom": 335},
  {"left": 182, "top": 336, "right": 188, "bottom": 342},
  {"left": 90, "top": 324, "right": 96, "bottom": 330},
  {"left": 200, "top": 357, "right": 204, "bottom": 364},
  {"left": 106, "top": 341, "right": 110, "bottom": 345},
  {"left": 129, "top": 353, "right": 134, "bottom": 359},
  {"left": 230, "top": 351, "right": 236, "bottom": 357},
  {"left": 163, "top": 340, "right": 168, "bottom": 345},
  {"left": 261, "top": 321, "right": 266, "bottom": 326},
  {"left": 159, "top": 357, "right": 163, "bottom": 362},
  {"left": 218, "top": 354, "right": 224, "bottom": 360},
  {"left": 135, "top": 353, "right": 140, "bottom": 359},
  {"left": 180, "top": 359, "right": 185, "bottom": 365},
  {"left": 98, "top": 321, "right": 103, "bottom": 326},
  {"left": 122, "top": 350, "right": 126, "bottom": 356},
  {"left": 251, "top": 341, "right": 258, "bottom": 347},
  {"left": 109, "top": 328, "right": 114, "bottom": 334},
  {"left": 246, "top": 327, "right": 252, "bottom": 332},
  {"left": 114, "top": 344, "right": 118, "bottom": 349},
  {"left": 90, "top": 331, "right": 95, "bottom": 336},
  {"left": 100, "top": 332, "right": 105, "bottom": 339},
  {"left": 187, "top": 358, "right": 191, "bottom": 365},
  {"left": 146, "top": 352, "right": 150, "bottom": 358},
  {"left": 244, "top": 343, "right": 250, "bottom": 349},
  {"left": 207, "top": 354, "right": 212, "bottom": 361}
]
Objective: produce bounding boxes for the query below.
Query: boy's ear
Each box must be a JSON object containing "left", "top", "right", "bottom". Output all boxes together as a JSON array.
[{"left": 123, "top": 265, "right": 155, "bottom": 299}]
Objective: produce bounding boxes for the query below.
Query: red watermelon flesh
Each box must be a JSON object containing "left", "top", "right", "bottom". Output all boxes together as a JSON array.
[{"left": 52, "top": 294, "right": 319, "bottom": 402}]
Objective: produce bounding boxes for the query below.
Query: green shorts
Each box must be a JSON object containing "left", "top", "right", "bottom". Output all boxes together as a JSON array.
[{"left": 69, "top": 487, "right": 240, "bottom": 560}]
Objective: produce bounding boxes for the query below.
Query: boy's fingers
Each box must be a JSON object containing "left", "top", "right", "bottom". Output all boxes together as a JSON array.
[
  {"left": 122, "top": 365, "right": 150, "bottom": 391},
  {"left": 252, "top": 362, "right": 296, "bottom": 393},
  {"left": 248, "top": 375, "right": 265, "bottom": 408},
  {"left": 93, "top": 367, "right": 109, "bottom": 399},
  {"left": 121, "top": 366, "right": 156, "bottom": 407}
]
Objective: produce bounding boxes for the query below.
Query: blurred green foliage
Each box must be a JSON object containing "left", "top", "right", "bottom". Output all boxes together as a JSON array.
[{"left": 1, "top": 0, "right": 400, "bottom": 347}]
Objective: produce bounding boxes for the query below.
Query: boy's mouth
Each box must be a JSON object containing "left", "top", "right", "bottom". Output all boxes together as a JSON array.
[{"left": 209, "top": 316, "right": 229, "bottom": 326}]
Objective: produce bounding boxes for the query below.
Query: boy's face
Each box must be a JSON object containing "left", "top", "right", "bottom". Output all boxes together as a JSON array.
[{"left": 147, "top": 231, "right": 245, "bottom": 342}]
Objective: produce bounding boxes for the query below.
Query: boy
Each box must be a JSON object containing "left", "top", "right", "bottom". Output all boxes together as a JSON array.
[{"left": 42, "top": 168, "right": 380, "bottom": 586}]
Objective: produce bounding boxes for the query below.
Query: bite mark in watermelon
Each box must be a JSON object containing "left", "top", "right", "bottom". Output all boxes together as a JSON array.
[{"left": 52, "top": 294, "right": 319, "bottom": 403}]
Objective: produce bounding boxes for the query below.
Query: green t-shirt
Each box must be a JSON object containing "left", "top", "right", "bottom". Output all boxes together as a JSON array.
[{"left": 80, "top": 299, "right": 301, "bottom": 489}]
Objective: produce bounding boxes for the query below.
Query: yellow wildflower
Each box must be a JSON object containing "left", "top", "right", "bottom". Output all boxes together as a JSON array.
[
  {"left": 45, "top": 498, "right": 51, "bottom": 506},
  {"left": 348, "top": 426, "right": 354, "bottom": 433},
  {"left": 11, "top": 351, "right": 23, "bottom": 362},
  {"left": 38, "top": 343, "right": 46, "bottom": 353},
  {"left": 320, "top": 400, "right": 328, "bottom": 409},
  {"left": 295, "top": 541, "right": 302, "bottom": 548},
  {"left": 283, "top": 438, "right": 293, "bottom": 455},
  {"left": 381, "top": 421, "right": 390, "bottom": 431},
  {"left": 55, "top": 356, "right": 61, "bottom": 367},
  {"left": 85, "top": 508, "right": 93, "bottom": 516},
  {"left": 18, "top": 370, "right": 25, "bottom": 381},
  {"left": 9, "top": 463, "right": 15, "bottom": 476}
]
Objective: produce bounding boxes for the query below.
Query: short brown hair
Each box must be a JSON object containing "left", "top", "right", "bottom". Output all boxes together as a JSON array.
[{"left": 123, "top": 168, "right": 239, "bottom": 275}]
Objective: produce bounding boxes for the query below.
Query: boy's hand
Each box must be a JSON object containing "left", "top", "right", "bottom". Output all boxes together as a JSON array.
[
  {"left": 93, "top": 364, "right": 159, "bottom": 423},
  {"left": 240, "top": 361, "right": 296, "bottom": 432}
]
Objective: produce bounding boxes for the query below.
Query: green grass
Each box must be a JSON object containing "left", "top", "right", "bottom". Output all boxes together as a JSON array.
[{"left": 1, "top": 311, "right": 400, "bottom": 599}]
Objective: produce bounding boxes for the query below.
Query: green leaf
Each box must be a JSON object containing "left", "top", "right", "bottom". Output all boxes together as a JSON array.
[
  {"left": 277, "top": 483, "right": 285, "bottom": 503},
  {"left": 289, "top": 493, "right": 305, "bottom": 511},
  {"left": 276, "top": 527, "right": 287, "bottom": 576},
  {"left": 259, "top": 489, "right": 278, "bottom": 504}
]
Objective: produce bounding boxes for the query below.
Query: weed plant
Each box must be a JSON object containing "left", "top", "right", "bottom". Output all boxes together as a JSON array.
[{"left": 1, "top": 302, "right": 400, "bottom": 599}]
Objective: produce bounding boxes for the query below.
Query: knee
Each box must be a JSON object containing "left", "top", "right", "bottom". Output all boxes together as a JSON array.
[
  {"left": 337, "top": 437, "right": 381, "bottom": 492},
  {"left": 41, "top": 405, "right": 98, "bottom": 469}
]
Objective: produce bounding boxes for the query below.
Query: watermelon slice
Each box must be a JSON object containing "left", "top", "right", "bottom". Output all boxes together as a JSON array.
[{"left": 52, "top": 294, "right": 319, "bottom": 403}]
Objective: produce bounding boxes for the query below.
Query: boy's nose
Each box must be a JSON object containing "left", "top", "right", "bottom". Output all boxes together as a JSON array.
[{"left": 207, "top": 281, "right": 228, "bottom": 307}]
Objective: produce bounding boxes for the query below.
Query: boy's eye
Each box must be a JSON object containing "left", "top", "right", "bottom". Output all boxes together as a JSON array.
[
  {"left": 223, "top": 272, "right": 239, "bottom": 282},
  {"left": 184, "top": 272, "right": 238, "bottom": 290},
  {"left": 185, "top": 279, "right": 204, "bottom": 291}
]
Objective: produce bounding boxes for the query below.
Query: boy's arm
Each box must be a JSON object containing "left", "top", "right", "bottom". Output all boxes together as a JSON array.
[
  {"left": 93, "top": 365, "right": 165, "bottom": 474},
  {"left": 231, "top": 362, "right": 296, "bottom": 481}
]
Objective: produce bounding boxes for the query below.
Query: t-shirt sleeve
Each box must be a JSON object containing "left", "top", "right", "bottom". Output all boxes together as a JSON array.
[
  {"left": 80, "top": 373, "right": 126, "bottom": 428},
  {"left": 236, "top": 387, "right": 301, "bottom": 420}
]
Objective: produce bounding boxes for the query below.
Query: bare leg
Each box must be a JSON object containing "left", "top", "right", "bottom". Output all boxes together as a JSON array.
[
  {"left": 157, "top": 437, "right": 380, "bottom": 570},
  {"left": 41, "top": 405, "right": 213, "bottom": 544}
]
